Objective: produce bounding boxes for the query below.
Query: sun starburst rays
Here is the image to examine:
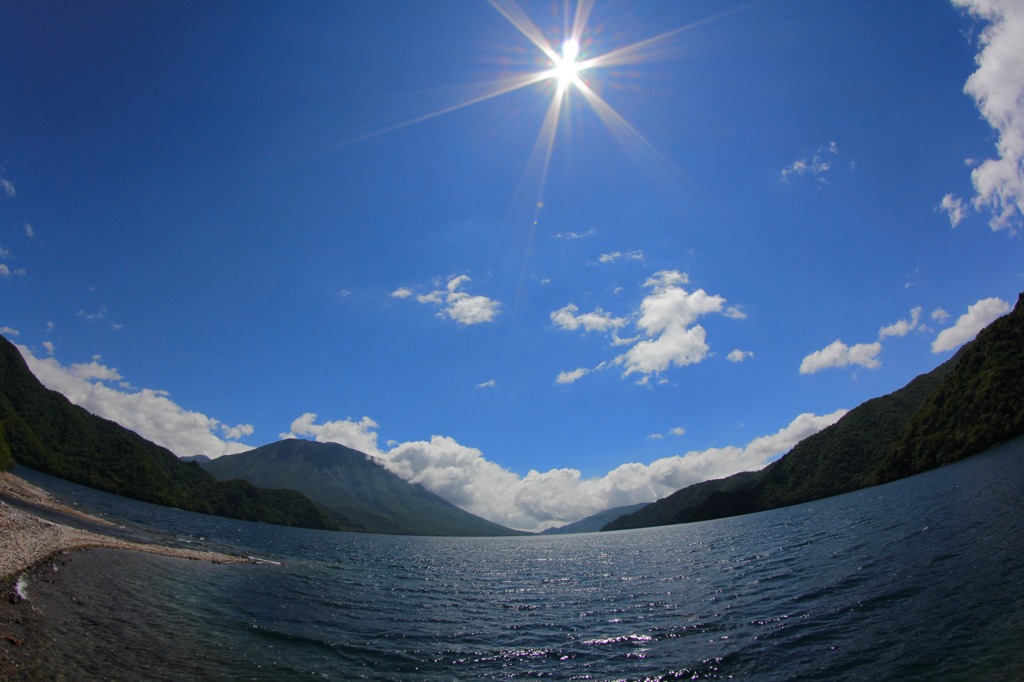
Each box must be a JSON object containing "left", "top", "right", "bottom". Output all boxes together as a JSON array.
[{"left": 324, "top": 0, "right": 719, "bottom": 212}]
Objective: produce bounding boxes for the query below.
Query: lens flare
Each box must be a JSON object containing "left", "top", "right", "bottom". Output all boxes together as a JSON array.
[{"left": 553, "top": 38, "right": 582, "bottom": 88}]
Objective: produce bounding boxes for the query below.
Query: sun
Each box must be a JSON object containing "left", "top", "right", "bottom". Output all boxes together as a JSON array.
[
  {"left": 552, "top": 38, "right": 583, "bottom": 89},
  {"left": 334, "top": 0, "right": 719, "bottom": 210}
]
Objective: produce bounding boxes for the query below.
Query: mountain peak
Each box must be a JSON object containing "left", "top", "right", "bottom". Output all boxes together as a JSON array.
[{"left": 203, "top": 438, "right": 526, "bottom": 536}]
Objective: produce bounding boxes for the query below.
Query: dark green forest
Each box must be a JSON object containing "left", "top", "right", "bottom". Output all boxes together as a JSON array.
[
  {"left": 606, "top": 292, "right": 1024, "bottom": 532},
  {"left": 0, "top": 336, "right": 339, "bottom": 530}
]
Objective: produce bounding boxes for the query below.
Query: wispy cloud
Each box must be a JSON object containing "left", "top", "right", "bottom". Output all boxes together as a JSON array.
[
  {"left": 555, "top": 229, "right": 594, "bottom": 240},
  {"left": 0, "top": 264, "right": 26, "bottom": 278},
  {"left": 77, "top": 306, "right": 107, "bottom": 323},
  {"left": 595, "top": 249, "right": 644, "bottom": 264},
  {"left": 953, "top": 0, "right": 1024, "bottom": 233},
  {"left": 555, "top": 367, "right": 592, "bottom": 384},
  {"left": 938, "top": 193, "right": 968, "bottom": 227},
  {"left": 780, "top": 141, "right": 845, "bottom": 184}
]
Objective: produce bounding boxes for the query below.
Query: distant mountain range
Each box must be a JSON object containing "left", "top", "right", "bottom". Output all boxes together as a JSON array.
[
  {"left": 2, "top": 291, "right": 1021, "bottom": 537},
  {"left": 540, "top": 503, "right": 648, "bottom": 535},
  {"left": 202, "top": 439, "right": 524, "bottom": 536},
  {"left": 605, "top": 291, "right": 1024, "bottom": 532}
]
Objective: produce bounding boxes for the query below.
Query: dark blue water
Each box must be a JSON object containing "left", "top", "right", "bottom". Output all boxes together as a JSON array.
[{"left": 15, "top": 441, "right": 1024, "bottom": 680}]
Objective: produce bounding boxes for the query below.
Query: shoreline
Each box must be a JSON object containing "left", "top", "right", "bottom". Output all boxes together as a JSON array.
[
  {"left": 0, "top": 471, "right": 252, "bottom": 585},
  {"left": 0, "top": 472, "right": 260, "bottom": 679}
]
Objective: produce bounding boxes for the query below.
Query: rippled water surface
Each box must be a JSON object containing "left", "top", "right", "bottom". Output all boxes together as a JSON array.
[{"left": 17, "top": 441, "right": 1024, "bottom": 680}]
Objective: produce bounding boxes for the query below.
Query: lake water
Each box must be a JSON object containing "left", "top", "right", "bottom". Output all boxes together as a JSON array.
[{"left": 12, "top": 440, "right": 1024, "bottom": 680}]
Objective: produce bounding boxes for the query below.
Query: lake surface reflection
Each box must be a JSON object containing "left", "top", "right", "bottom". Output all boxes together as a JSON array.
[{"left": 16, "top": 440, "right": 1024, "bottom": 680}]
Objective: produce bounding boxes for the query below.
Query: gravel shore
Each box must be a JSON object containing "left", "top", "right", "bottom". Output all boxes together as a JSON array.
[
  {"left": 0, "top": 472, "right": 258, "bottom": 679},
  {"left": 0, "top": 471, "right": 249, "bottom": 583}
]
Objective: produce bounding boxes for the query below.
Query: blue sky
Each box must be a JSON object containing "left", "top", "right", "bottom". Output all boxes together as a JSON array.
[{"left": 2, "top": 0, "right": 1022, "bottom": 531}]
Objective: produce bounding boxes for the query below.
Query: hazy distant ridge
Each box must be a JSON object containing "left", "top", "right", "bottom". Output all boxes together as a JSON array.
[
  {"left": 605, "top": 291, "right": 1024, "bottom": 531},
  {"left": 540, "top": 503, "right": 648, "bottom": 535}
]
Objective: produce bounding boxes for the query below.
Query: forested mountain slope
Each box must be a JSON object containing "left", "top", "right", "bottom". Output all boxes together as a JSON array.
[
  {"left": 606, "top": 292, "right": 1024, "bottom": 532},
  {"left": 0, "top": 336, "right": 339, "bottom": 530}
]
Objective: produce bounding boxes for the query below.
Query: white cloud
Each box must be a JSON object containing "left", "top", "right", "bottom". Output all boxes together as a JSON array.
[
  {"left": 24, "top": 223, "right": 34, "bottom": 238},
  {"left": 70, "top": 356, "right": 123, "bottom": 382},
  {"left": 554, "top": 270, "right": 739, "bottom": 384},
  {"left": 0, "top": 264, "right": 26, "bottom": 278},
  {"left": 954, "top": 0, "right": 1024, "bottom": 233},
  {"left": 476, "top": 379, "right": 496, "bottom": 389},
  {"left": 878, "top": 306, "right": 922, "bottom": 339},
  {"left": 281, "top": 413, "right": 382, "bottom": 455},
  {"left": 931, "top": 307, "right": 950, "bottom": 323},
  {"left": 445, "top": 291, "right": 501, "bottom": 325},
  {"left": 724, "top": 306, "right": 747, "bottom": 320},
  {"left": 727, "top": 349, "right": 753, "bottom": 362},
  {"left": 17, "top": 345, "right": 254, "bottom": 458},
  {"left": 0, "top": 178, "right": 14, "bottom": 198},
  {"left": 799, "top": 339, "right": 882, "bottom": 374},
  {"left": 78, "top": 306, "right": 107, "bottom": 323},
  {"left": 616, "top": 272, "right": 726, "bottom": 378},
  {"left": 416, "top": 291, "right": 443, "bottom": 304},
  {"left": 400, "top": 275, "right": 501, "bottom": 326},
  {"left": 555, "top": 367, "right": 591, "bottom": 384},
  {"left": 41, "top": 341, "right": 55, "bottom": 355},
  {"left": 596, "top": 250, "right": 644, "bottom": 264},
  {"left": 353, "top": 409, "right": 847, "bottom": 532},
  {"left": 555, "top": 229, "right": 594, "bottom": 240},
  {"left": 780, "top": 141, "right": 842, "bottom": 183},
  {"left": 221, "top": 423, "right": 255, "bottom": 440},
  {"left": 931, "top": 296, "right": 1010, "bottom": 352},
  {"left": 1, "top": 326, "right": 18, "bottom": 336},
  {"left": 550, "top": 304, "right": 627, "bottom": 333},
  {"left": 669, "top": 426, "right": 686, "bottom": 436},
  {"left": 938, "top": 193, "right": 968, "bottom": 227}
]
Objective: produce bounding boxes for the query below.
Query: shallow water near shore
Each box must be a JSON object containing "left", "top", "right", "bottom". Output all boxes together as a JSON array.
[{"left": 9, "top": 441, "right": 1024, "bottom": 680}]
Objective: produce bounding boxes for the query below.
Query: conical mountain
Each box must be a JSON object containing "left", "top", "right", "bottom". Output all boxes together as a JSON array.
[{"left": 202, "top": 439, "right": 526, "bottom": 536}]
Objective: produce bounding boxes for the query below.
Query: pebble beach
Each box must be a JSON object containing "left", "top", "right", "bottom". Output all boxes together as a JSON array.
[
  {"left": 0, "top": 472, "right": 246, "bottom": 581},
  {"left": 0, "top": 471, "right": 251, "bottom": 679}
]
